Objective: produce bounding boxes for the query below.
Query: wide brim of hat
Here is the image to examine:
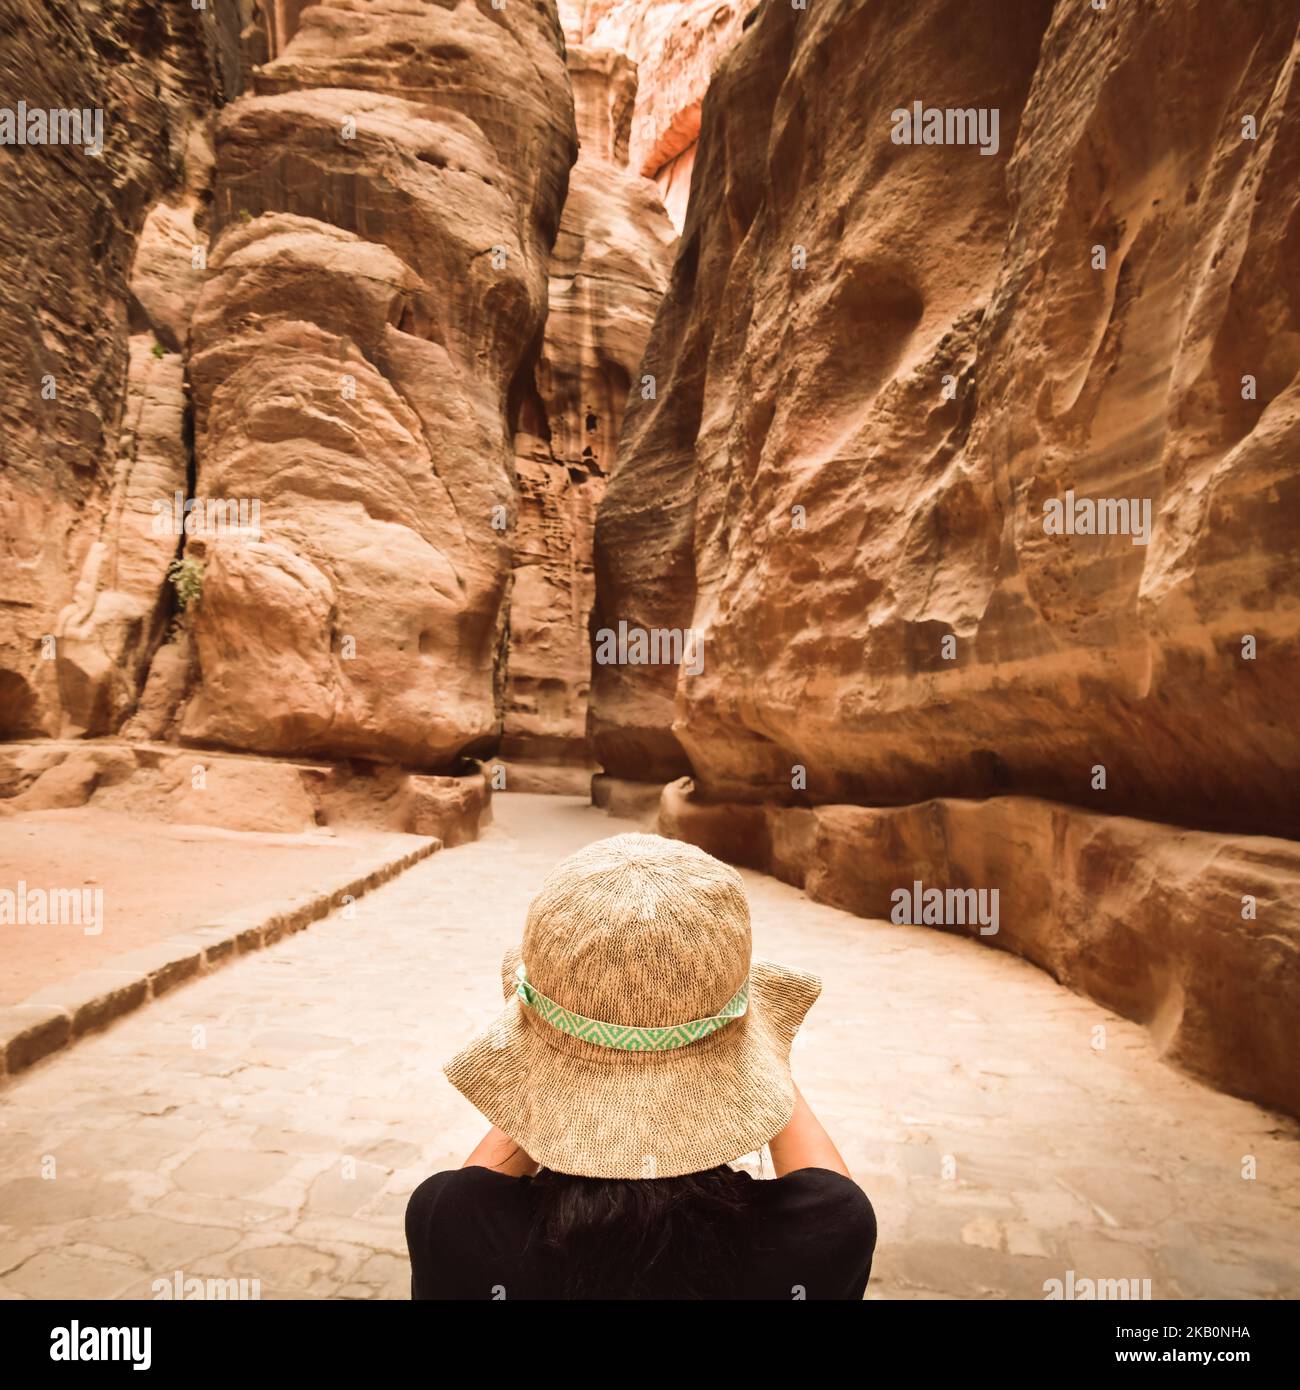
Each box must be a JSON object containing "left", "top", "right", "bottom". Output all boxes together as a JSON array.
[{"left": 443, "top": 947, "right": 822, "bottom": 1179}]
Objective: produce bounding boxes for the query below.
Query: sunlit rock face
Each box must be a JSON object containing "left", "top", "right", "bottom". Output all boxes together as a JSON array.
[
  {"left": 560, "top": 0, "right": 759, "bottom": 230},
  {"left": 504, "top": 40, "right": 675, "bottom": 770},
  {"left": 180, "top": 2, "right": 578, "bottom": 767},
  {"left": 595, "top": 0, "right": 1300, "bottom": 839},
  {"left": 0, "top": 0, "right": 244, "bottom": 738}
]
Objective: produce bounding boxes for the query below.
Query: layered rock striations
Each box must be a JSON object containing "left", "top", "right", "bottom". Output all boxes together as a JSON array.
[
  {"left": 660, "top": 778, "right": 1300, "bottom": 1118},
  {"left": 594, "top": 0, "right": 1300, "bottom": 1112},
  {"left": 1, "top": 0, "right": 669, "bottom": 825},
  {"left": 504, "top": 43, "right": 675, "bottom": 773},
  {"left": 0, "top": 0, "right": 246, "bottom": 740},
  {"left": 596, "top": 0, "right": 1300, "bottom": 833}
]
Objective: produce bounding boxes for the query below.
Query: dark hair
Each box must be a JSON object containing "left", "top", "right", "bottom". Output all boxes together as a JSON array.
[{"left": 527, "top": 1164, "right": 752, "bottom": 1299}]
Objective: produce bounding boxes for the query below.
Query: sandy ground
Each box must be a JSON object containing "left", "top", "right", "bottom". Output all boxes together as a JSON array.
[
  {"left": 0, "top": 793, "right": 1298, "bottom": 1299},
  {"left": 0, "top": 809, "right": 430, "bottom": 1004}
]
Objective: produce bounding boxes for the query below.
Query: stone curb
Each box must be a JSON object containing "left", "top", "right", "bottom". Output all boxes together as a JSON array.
[{"left": 0, "top": 836, "right": 440, "bottom": 1081}]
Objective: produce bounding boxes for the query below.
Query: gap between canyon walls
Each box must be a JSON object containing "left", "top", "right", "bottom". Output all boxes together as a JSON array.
[
  {"left": 499, "top": 24, "right": 678, "bottom": 789},
  {"left": 497, "top": 0, "right": 755, "bottom": 788},
  {"left": 162, "top": 0, "right": 712, "bottom": 786},
  {"left": 589, "top": 0, "right": 1300, "bottom": 1120}
]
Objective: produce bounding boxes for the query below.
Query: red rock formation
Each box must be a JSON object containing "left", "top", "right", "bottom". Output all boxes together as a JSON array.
[
  {"left": 260, "top": 0, "right": 318, "bottom": 59},
  {"left": 593, "top": 0, "right": 1300, "bottom": 1114},
  {"left": 0, "top": 0, "right": 700, "bottom": 786},
  {"left": 0, "top": 739, "right": 491, "bottom": 843},
  {"left": 0, "top": 0, "right": 244, "bottom": 739},
  {"left": 561, "top": 0, "right": 759, "bottom": 229},
  {"left": 1, "top": 0, "right": 665, "bottom": 836},
  {"left": 661, "top": 777, "right": 1300, "bottom": 1120},
  {"left": 177, "top": 2, "right": 577, "bottom": 768},
  {"left": 597, "top": 0, "right": 1300, "bottom": 837}
]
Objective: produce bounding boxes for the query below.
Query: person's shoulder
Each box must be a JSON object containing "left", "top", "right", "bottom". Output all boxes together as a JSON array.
[
  {"left": 406, "top": 1166, "right": 524, "bottom": 1226},
  {"left": 405, "top": 1166, "right": 530, "bottom": 1299},
  {"left": 758, "top": 1168, "right": 878, "bottom": 1296},
  {"left": 764, "top": 1167, "right": 877, "bottom": 1233}
]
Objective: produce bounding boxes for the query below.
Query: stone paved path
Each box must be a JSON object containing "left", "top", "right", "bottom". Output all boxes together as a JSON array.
[{"left": 1, "top": 794, "right": 1298, "bottom": 1299}]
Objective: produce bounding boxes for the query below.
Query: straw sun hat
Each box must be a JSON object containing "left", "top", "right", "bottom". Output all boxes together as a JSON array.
[{"left": 443, "top": 833, "right": 822, "bottom": 1179}]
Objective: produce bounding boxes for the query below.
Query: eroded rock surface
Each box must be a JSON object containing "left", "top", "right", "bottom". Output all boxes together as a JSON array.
[
  {"left": 595, "top": 0, "right": 1300, "bottom": 838},
  {"left": 660, "top": 778, "right": 1300, "bottom": 1120},
  {"left": 595, "top": 0, "right": 1300, "bottom": 1117},
  {"left": 561, "top": 0, "right": 760, "bottom": 228},
  {"left": 180, "top": 3, "right": 577, "bottom": 767},
  {"left": 0, "top": 0, "right": 244, "bottom": 739},
  {"left": 0, "top": 739, "right": 493, "bottom": 842},
  {"left": 1, "top": 0, "right": 678, "bottom": 800}
]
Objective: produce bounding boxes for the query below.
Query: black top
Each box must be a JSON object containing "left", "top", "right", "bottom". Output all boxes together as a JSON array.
[{"left": 406, "top": 1164, "right": 876, "bottom": 1300}]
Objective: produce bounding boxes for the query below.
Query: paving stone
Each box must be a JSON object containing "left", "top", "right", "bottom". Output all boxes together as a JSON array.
[
  {"left": 20, "top": 1134, "right": 166, "bottom": 1180},
  {"left": 170, "top": 1149, "right": 297, "bottom": 1199},
  {"left": 357, "top": 1139, "right": 422, "bottom": 1169},
  {"left": 1155, "top": 1228, "right": 1290, "bottom": 1299},
  {"left": 2, "top": 1248, "right": 142, "bottom": 1298},
  {"left": 0, "top": 1176, "right": 132, "bottom": 1226},
  {"left": 250, "top": 1127, "right": 346, "bottom": 1155},
  {"left": 292, "top": 1215, "right": 405, "bottom": 1256},
  {"left": 892, "top": 1241, "right": 1055, "bottom": 1299},
  {"left": 0, "top": 1004, "right": 71, "bottom": 1073},
  {"left": 225, "top": 1241, "right": 339, "bottom": 1293},
  {"left": 0, "top": 1234, "right": 44, "bottom": 1277},
  {"left": 960, "top": 1217, "right": 1003, "bottom": 1250},
  {"left": 1005, "top": 1223, "right": 1051, "bottom": 1258},
  {"left": 75, "top": 1215, "right": 241, "bottom": 1269},
  {"left": 1012, "top": 1186, "right": 1098, "bottom": 1229},
  {"left": 227, "top": 1066, "right": 318, "bottom": 1094},
  {"left": 102, "top": 942, "right": 202, "bottom": 997},
  {"left": 1056, "top": 1168, "right": 1180, "bottom": 1227},
  {"left": 355, "top": 1251, "right": 409, "bottom": 1295},
  {"left": 24, "top": 970, "right": 149, "bottom": 1038},
  {"left": 148, "top": 1191, "right": 292, "bottom": 1229},
  {"left": 304, "top": 1163, "right": 389, "bottom": 1218},
  {"left": 1064, "top": 1234, "right": 1161, "bottom": 1289}
]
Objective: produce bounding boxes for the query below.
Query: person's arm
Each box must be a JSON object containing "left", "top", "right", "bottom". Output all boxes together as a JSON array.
[
  {"left": 768, "top": 1082, "right": 852, "bottom": 1178},
  {"left": 462, "top": 1125, "right": 539, "bottom": 1176}
]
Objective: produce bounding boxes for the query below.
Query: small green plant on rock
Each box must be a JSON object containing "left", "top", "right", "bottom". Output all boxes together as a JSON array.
[
  {"left": 167, "top": 556, "right": 204, "bottom": 612},
  {"left": 150, "top": 340, "right": 166, "bottom": 360}
]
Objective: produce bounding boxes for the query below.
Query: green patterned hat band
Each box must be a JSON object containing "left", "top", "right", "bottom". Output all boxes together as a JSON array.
[{"left": 514, "top": 963, "right": 750, "bottom": 1052}]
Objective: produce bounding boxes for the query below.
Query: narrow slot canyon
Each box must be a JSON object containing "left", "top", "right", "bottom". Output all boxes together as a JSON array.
[{"left": 0, "top": 0, "right": 1298, "bottom": 1313}]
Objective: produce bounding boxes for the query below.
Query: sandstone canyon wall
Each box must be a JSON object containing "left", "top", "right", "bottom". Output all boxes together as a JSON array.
[
  {"left": 0, "top": 0, "right": 249, "bottom": 742},
  {"left": 594, "top": 0, "right": 1300, "bottom": 1115},
  {"left": 180, "top": 1, "right": 576, "bottom": 768}
]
